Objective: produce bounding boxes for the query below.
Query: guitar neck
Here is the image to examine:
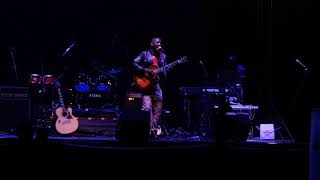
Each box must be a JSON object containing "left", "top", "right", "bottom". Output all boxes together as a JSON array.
[
  {"left": 158, "top": 60, "right": 181, "bottom": 73},
  {"left": 57, "top": 87, "right": 66, "bottom": 109}
]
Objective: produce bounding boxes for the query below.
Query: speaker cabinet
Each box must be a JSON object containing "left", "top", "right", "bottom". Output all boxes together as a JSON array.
[
  {"left": 310, "top": 109, "right": 320, "bottom": 180},
  {"left": 117, "top": 92, "right": 150, "bottom": 143},
  {"left": 0, "top": 86, "right": 31, "bottom": 131},
  {"left": 212, "top": 111, "right": 250, "bottom": 143}
]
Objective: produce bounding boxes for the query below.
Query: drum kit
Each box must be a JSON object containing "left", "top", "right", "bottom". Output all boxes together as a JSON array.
[
  {"left": 29, "top": 74, "right": 55, "bottom": 91},
  {"left": 74, "top": 73, "right": 113, "bottom": 94},
  {"left": 28, "top": 73, "right": 57, "bottom": 137},
  {"left": 27, "top": 64, "right": 122, "bottom": 138},
  {"left": 73, "top": 70, "right": 119, "bottom": 108},
  {"left": 29, "top": 73, "right": 56, "bottom": 106},
  {"left": 28, "top": 66, "right": 121, "bottom": 112}
]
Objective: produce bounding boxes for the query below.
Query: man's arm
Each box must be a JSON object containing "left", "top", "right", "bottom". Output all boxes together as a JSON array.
[
  {"left": 133, "top": 51, "right": 155, "bottom": 75},
  {"left": 132, "top": 51, "right": 146, "bottom": 71}
]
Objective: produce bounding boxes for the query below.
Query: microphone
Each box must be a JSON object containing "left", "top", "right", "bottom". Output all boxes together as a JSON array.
[
  {"left": 295, "top": 58, "right": 308, "bottom": 71},
  {"left": 157, "top": 46, "right": 164, "bottom": 52},
  {"left": 63, "top": 42, "right": 76, "bottom": 56}
]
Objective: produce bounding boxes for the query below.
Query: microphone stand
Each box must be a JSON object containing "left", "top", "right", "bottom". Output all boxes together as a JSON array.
[
  {"left": 9, "top": 47, "right": 19, "bottom": 85},
  {"left": 55, "top": 41, "right": 76, "bottom": 87},
  {"left": 199, "top": 60, "right": 209, "bottom": 137}
]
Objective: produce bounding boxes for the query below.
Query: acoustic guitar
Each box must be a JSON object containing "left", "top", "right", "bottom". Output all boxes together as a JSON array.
[
  {"left": 54, "top": 81, "right": 79, "bottom": 134},
  {"left": 134, "top": 56, "right": 187, "bottom": 90}
]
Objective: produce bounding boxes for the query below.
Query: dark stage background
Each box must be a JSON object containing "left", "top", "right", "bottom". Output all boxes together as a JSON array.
[{"left": 0, "top": 0, "right": 318, "bottom": 142}]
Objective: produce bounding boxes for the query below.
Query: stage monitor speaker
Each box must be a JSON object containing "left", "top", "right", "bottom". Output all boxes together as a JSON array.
[
  {"left": 310, "top": 109, "right": 320, "bottom": 180},
  {"left": 117, "top": 92, "right": 150, "bottom": 143},
  {"left": 213, "top": 112, "right": 250, "bottom": 143},
  {"left": 0, "top": 86, "right": 31, "bottom": 131}
]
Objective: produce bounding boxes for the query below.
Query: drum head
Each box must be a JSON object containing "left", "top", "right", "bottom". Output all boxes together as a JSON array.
[
  {"left": 29, "top": 74, "right": 42, "bottom": 84},
  {"left": 74, "top": 73, "right": 91, "bottom": 93},
  {"left": 95, "top": 75, "right": 111, "bottom": 92},
  {"left": 74, "top": 82, "right": 90, "bottom": 93},
  {"left": 44, "top": 75, "right": 54, "bottom": 85}
]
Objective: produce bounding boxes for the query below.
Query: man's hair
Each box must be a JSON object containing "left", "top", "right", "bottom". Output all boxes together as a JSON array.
[{"left": 151, "top": 36, "right": 161, "bottom": 41}]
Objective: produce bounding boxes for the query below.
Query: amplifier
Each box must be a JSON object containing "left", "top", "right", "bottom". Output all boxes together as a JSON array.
[
  {"left": 125, "top": 92, "right": 144, "bottom": 113},
  {"left": 0, "top": 86, "right": 30, "bottom": 131},
  {"left": 0, "top": 86, "right": 29, "bottom": 100},
  {"left": 117, "top": 92, "right": 150, "bottom": 143},
  {"left": 124, "top": 92, "right": 149, "bottom": 121}
]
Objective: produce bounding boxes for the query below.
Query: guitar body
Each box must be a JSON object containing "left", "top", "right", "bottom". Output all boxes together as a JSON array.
[
  {"left": 134, "top": 64, "right": 159, "bottom": 91},
  {"left": 55, "top": 107, "right": 79, "bottom": 134},
  {"left": 133, "top": 56, "right": 187, "bottom": 91}
]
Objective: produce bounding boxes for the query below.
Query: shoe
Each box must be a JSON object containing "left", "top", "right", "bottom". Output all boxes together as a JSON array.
[
  {"left": 150, "top": 127, "right": 162, "bottom": 136},
  {"left": 150, "top": 132, "right": 159, "bottom": 140}
]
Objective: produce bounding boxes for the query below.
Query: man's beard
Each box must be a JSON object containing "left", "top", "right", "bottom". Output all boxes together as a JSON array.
[
  {"left": 155, "top": 46, "right": 163, "bottom": 53},
  {"left": 152, "top": 47, "right": 161, "bottom": 55}
]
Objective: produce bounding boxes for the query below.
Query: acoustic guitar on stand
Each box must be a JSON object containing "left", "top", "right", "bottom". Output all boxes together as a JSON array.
[
  {"left": 134, "top": 56, "right": 188, "bottom": 90},
  {"left": 54, "top": 81, "right": 79, "bottom": 134}
]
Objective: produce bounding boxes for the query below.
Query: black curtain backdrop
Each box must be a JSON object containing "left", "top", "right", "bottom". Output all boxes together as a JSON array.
[{"left": 0, "top": 0, "right": 317, "bottom": 142}]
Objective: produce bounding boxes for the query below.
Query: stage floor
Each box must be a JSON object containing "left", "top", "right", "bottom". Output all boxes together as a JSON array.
[
  {"left": 0, "top": 131, "right": 295, "bottom": 145},
  {"left": 0, "top": 132, "right": 310, "bottom": 180}
]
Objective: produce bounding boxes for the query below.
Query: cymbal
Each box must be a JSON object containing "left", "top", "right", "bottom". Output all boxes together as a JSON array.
[{"left": 108, "top": 67, "right": 122, "bottom": 74}]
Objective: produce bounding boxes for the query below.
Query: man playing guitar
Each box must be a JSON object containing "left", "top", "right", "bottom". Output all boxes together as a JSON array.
[{"left": 132, "top": 36, "right": 167, "bottom": 138}]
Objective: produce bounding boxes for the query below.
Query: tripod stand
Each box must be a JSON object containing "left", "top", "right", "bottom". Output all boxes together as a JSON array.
[
  {"left": 31, "top": 63, "right": 54, "bottom": 144},
  {"left": 199, "top": 89, "right": 212, "bottom": 137}
]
